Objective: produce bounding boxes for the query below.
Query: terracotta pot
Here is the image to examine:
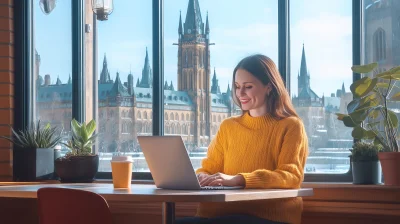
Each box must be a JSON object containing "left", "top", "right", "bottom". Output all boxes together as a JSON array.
[{"left": 378, "top": 152, "right": 400, "bottom": 186}]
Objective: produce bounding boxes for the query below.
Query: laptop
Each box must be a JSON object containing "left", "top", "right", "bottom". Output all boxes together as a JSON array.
[{"left": 137, "top": 136, "right": 243, "bottom": 190}]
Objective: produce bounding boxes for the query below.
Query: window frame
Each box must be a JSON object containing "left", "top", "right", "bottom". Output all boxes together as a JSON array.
[{"left": 14, "top": 0, "right": 363, "bottom": 182}]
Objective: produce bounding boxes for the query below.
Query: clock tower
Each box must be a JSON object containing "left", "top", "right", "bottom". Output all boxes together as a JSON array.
[{"left": 175, "top": 0, "right": 213, "bottom": 147}]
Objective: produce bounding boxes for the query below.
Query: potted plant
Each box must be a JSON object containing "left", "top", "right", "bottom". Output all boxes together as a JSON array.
[
  {"left": 350, "top": 141, "right": 382, "bottom": 184},
  {"left": 55, "top": 119, "right": 99, "bottom": 183},
  {"left": 336, "top": 62, "right": 400, "bottom": 185},
  {"left": 0, "top": 121, "right": 62, "bottom": 181}
]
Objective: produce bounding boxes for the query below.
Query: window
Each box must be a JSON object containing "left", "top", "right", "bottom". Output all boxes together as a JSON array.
[
  {"left": 94, "top": 0, "right": 152, "bottom": 171},
  {"left": 34, "top": 1, "right": 72, "bottom": 154},
  {"left": 164, "top": 0, "right": 278, "bottom": 168},
  {"left": 21, "top": 0, "right": 368, "bottom": 181},
  {"left": 290, "top": 0, "right": 352, "bottom": 174},
  {"left": 373, "top": 28, "right": 386, "bottom": 62},
  {"left": 364, "top": 0, "right": 395, "bottom": 72}
]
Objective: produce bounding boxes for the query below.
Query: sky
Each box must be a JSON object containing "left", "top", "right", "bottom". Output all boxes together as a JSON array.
[{"left": 34, "top": 0, "right": 353, "bottom": 98}]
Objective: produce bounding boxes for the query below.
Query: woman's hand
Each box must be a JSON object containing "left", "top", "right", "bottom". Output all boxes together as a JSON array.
[
  {"left": 196, "top": 173, "right": 210, "bottom": 183},
  {"left": 198, "top": 172, "right": 245, "bottom": 187}
]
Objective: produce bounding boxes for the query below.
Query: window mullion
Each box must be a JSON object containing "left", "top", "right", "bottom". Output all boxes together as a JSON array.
[
  {"left": 152, "top": 0, "right": 164, "bottom": 136},
  {"left": 72, "top": 0, "right": 86, "bottom": 123}
]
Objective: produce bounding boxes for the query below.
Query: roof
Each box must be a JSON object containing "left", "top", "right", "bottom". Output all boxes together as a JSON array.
[{"left": 298, "top": 87, "right": 320, "bottom": 99}]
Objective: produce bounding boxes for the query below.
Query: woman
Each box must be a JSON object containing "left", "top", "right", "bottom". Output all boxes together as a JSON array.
[{"left": 176, "top": 54, "right": 308, "bottom": 224}]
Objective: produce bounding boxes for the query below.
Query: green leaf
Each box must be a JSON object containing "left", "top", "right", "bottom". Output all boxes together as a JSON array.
[
  {"left": 81, "top": 123, "right": 89, "bottom": 142},
  {"left": 351, "top": 62, "right": 378, "bottom": 74},
  {"left": 86, "top": 120, "right": 96, "bottom": 137},
  {"left": 352, "top": 126, "right": 376, "bottom": 140},
  {"left": 343, "top": 115, "right": 358, "bottom": 127},
  {"left": 391, "top": 92, "right": 400, "bottom": 101},
  {"left": 350, "top": 77, "right": 377, "bottom": 98},
  {"left": 71, "top": 119, "right": 81, "bottom": 136},
  {"left": 335, "top": 113, "right": 347, "bottom": 120},
  {"left": 349, "top": 107, "right": 371, "bottom": 122},
  {"left": 376, "top": 83, "right": 390, "bottom": 88},
  {"left": 377, "top": 73, "right": 400, "bottom": 80}
]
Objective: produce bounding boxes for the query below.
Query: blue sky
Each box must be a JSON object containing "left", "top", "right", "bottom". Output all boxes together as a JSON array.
[{"left": 35, "top": 0, "right": 352, "bottom": 98}]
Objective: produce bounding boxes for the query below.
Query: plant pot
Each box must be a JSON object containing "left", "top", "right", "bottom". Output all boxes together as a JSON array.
[
  {"left": 55, "top": 155, "right": 99, "bottom": 183},
  {"left": 352, "top": 161, "right": 381, "bottom": 184},
  {"left": 378, "top": 152, "right": 400, "bottom": 186},
  {"left": 13, "top": 147, "right": 54, "bottom": 181}
]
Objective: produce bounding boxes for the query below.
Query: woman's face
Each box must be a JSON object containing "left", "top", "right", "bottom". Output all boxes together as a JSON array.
[{"left": 234, "top": 69, "right": 271, "bottom": 117}]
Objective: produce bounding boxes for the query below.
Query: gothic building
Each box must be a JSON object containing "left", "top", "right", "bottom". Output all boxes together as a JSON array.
[
  {"left": 292, "top": 44, "right": 323, "bottom": 107},
  {"left": 364, "top": 0, "right": 400, "bottom": 73},
  {"left": 36, "top": 0, "right": 238, "bottom": 153}
]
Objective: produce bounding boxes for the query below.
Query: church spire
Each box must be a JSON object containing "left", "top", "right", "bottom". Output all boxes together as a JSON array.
[
  {"left": 68, "top": 74, "right": 72, "bottom": 84},
  {"left": 170, "top": 81, "right": 175, "bottom": 91},
  {"left": 56, "top": 76, "right": 62, "bottom": 85},
  {"left": 211, "top": 68, "right": 221, "bottom": 94},
  {"left": 110, "top": 72, "right": 129, "bottom": 97},
  {"left": 138, "top": 47, "right": 153, "bottom": 88},
  {"left": 184, "top": 0, "right": 204, "bottom": 35},
  {"left": 100, "top": 53, "right": 111, "bottom": 84},
  {"left": 300, "top": 43, "right": 308, "bottom": 78},
  {"left": 136, "top": 78, "right": 140, "bottom": 87},
  {"left": 342, "top": 82, "right": 345, "bottom": 94},
  {"left": 178, "top": 11, "right": 183, "bottom": 35},
  {"left": 226, "top": 83, "right": 230, "bottom": 94},
  {"left": 298, "top": 44, "right": 310, "bottom": 95},
  {"left": 205, "top": 11, "right": 210, "bottom": 34}
]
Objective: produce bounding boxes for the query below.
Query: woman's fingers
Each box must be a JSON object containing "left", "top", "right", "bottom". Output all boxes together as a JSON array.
[
  {"left": 208, "top": 179, "right": 224, "bottom": 186},
  {"left": 200, "top": 175, "right": 219, "bottom": 186}
]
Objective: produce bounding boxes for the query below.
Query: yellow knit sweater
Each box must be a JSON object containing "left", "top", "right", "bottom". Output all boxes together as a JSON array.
[{"left": 196, "top": 112, "right": 308, "bottom": 224}]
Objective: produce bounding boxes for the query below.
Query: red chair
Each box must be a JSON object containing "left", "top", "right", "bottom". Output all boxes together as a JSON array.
[{"left": 37, "top": 187, "right": 113, "bottom": 224}]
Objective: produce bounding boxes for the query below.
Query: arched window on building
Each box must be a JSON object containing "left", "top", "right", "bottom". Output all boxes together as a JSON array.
[
  {"left": 181, "top": 113, "right": 184, "bottom": 121},
  {"left": 171, "top": 124, "right": 175, "bottom": 134},
  {"left": 165, "top": 124, "right": 170, "bottom": 134},
  {"left": 190, "top": 124, "right": 194, "bottom": 135},
  {"left": 144, "top": 111, "right": 148, "bottom": 120},
  {"left": 213, "top": 115, "right": 216, "bottom": 122},
  {"left": 186, "top": 114, "right": 189, "bottom": 121},
  {"left": 170, "top": 113, "right": 174, "bottom": 120},
  {"left": 177, "top": 125, "right": 182, "bottom": 134},
  {"left": 175, "top": 112, "right": 179, "bottom": 121},
  {"left": 138, "top": 111, "right": 142, "bottom": 119},
  {"left": 165, "top": 112, "right": 169, "bottom": 120},
  {"left": 183, "top": 51, "right": 188, "bottom": 68},
  {"left": 188, "top": 51, "right": 193, "bottom": 67},
  {"left": 373, "top": 28, "right": 386, "bottom": 62},
  {"left": 199, "top": 50, "right": 203, "bottom": 67}
]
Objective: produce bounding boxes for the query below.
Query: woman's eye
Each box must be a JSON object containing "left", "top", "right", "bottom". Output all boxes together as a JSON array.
[{"left": 245, "top": 86, "right": 252, "bottom": 89}]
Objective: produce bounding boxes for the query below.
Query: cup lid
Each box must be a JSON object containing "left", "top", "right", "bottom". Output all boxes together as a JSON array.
[{"left": 111, "top": 156, "right": 133, "bottom": 162}]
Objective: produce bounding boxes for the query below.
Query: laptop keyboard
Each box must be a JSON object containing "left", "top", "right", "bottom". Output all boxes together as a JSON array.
[{"left": 201, "top": 186, "right": 242, "bottom": 190}]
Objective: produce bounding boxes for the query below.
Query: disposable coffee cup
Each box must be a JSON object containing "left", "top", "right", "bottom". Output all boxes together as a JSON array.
[{"left": 111, "top": 156, "right": 133, "bottom": 188}]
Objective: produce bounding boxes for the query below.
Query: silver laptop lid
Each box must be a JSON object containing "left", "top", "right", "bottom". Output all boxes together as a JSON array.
[{"left": 137, "top": 136, "right": 201, "bottom": 190}]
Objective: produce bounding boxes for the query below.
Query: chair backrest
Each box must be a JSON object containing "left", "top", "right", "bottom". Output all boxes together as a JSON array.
[{"left": 37, "top": 187, "right": 113, "bottom": 224}]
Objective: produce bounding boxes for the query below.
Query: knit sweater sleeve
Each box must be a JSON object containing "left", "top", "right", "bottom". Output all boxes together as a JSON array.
[
  {"left": 239, "top": 118, "right": 308, "bottom": 189},
  {"left": 195, "top": 121, "right": 226, "bottom": 175}
]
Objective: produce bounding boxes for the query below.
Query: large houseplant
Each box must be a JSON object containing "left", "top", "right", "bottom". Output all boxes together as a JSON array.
[
  {"left": 55, "top": 119, "right": 99, "bottom": 183},
  {"left": 350, "top": 141, "right": 382, "bottom": 184},
  {"left": 336, "top": 62, "right": 400, "bottom": 185},
  {"left": 0, "top": 121, "right": 62, "bottom": 181}
]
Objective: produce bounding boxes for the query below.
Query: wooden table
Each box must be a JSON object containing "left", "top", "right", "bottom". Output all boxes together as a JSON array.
[{"left": 0, "top": 183, "right": 313, "bottom": 224}]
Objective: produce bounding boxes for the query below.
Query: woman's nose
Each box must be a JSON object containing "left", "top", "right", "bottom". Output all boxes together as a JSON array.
[{"left": 239, "top": 87, "right": 246, "bottom": 96}]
